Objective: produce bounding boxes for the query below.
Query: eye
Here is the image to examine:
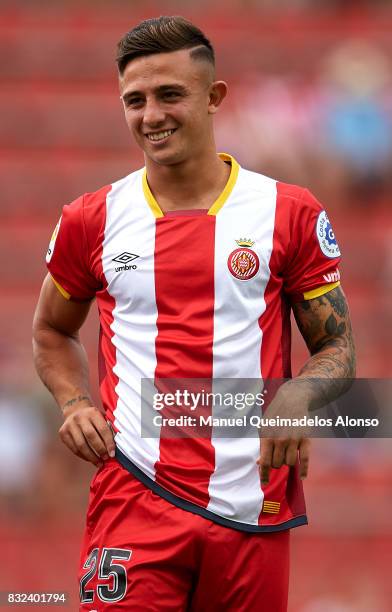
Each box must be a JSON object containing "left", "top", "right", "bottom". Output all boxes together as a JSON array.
[
  {"left": 163, "top": 91, "right": 180, "bottom": 100},
  {"left": 124, "top": 97, "right": 144, "bottom": 108}
]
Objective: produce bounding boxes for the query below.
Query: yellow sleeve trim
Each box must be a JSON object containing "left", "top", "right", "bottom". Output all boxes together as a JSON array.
[
  {"left": 50, "top": 275, "right": 71, "bottom": 300},
  {"left": 303, "top": 281, "right": 340, "bottom": 300}
]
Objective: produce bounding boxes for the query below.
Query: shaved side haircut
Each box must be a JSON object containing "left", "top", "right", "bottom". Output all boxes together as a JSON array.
[{"left": 116, "top": 16, "right": 215, "bottom": 75}]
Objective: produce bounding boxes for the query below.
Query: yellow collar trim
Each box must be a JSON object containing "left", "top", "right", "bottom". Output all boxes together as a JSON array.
[
  {"left": 207, "top": 153, "right": 240, "bottom": 216},
  {"left": 142, "top": 171, "right": 164, "bottom": 219},
  {"left": 142, "top": 153, "right": 240, "bottom": 219}
]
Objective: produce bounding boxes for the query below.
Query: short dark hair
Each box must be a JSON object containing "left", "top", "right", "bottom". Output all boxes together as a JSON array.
[{"left": 116, "top": 16, "right": 215, "bottom": 75}]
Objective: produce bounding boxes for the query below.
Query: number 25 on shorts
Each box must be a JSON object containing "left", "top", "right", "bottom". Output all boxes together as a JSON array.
[{"left": 80, "top": 547, "right": 132, "bottom": 605}]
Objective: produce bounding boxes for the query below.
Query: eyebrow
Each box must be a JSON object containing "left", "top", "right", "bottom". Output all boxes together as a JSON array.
[{"left": 122, "top": 83, "right": 189, "bottom": 101}]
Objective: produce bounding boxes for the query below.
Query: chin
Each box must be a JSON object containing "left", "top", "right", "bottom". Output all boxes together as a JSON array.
[{"left": 148, "top": 149, "right": 185, "bottom": 167}]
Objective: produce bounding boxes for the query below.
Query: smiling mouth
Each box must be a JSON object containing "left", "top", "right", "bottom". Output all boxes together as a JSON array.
[{"left": 146, "top": 129, "right": 177, "bottom": 142}]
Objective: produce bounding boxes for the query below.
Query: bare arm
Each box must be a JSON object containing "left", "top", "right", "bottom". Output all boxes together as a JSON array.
[
  {"left": 258, "top": 285, "right": 356, "bottom": 484},
  {"left": 33, "top": 274, "right": 115, "bottom": 466},
  {"left": 294, "top": 285, "right": 356, "bottom": 401}
]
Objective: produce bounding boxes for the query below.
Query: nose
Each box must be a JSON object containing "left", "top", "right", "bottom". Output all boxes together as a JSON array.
[{"left": 143, "top": 97, "right": 166, "bottom": 128}]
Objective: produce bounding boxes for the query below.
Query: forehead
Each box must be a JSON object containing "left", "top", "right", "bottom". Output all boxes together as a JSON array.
[{"left": 119, "top": 49, "right": 210, "bottom": 94}]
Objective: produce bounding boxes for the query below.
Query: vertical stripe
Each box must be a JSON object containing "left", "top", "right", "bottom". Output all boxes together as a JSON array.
[
  {"left": 101, "top": 172, "right": 161, "bottom": 479},
  {"left": 153, "top": 215, "right": 216, "bottom": 507},
  {"left": 257, "top": 180, "right": 306, "bottom": 525},
  {"left": 258, "top": 181, "right": 294, "bottom": 380},
  {"left": 80, "top": 185, "right": 119, "bottom": 429},
  {"left": 207, "top": 169, "right": 277, "bottom": 524}
]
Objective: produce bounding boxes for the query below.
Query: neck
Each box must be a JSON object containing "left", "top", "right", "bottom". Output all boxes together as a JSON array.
[{"left": 144, "top": 147, "right": 231, "bottom": 213}]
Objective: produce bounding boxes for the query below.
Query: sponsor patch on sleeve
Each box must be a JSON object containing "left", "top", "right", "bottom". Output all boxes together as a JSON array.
[
  {"left": 46, "top": 216, "right": 62, "bottom": 263},
  {"left": 316, "top": 211, "right": 341, "bottom": 259},
  {"left": 323, "top": 269, "right": 340, "bottom": 283}
]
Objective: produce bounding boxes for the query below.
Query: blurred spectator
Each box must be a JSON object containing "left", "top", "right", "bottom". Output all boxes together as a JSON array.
[
  {"left": 0, "top": 393, "right": 45, "bottom": 513},
  {"left": 319, "top": 40, "right": 392, "bottom": 205}
]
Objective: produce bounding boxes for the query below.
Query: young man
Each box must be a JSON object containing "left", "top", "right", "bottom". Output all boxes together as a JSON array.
[{"left": 33, "top": 16, "right": 355, "bottom": 611}]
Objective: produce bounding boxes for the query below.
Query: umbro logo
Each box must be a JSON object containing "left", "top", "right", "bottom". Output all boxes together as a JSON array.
[
  {"left": 113, "top": 252, "right": 139, "bottom": 264},
  {"left": 113, "top": 252, "right": 139, "bottom": 272}
]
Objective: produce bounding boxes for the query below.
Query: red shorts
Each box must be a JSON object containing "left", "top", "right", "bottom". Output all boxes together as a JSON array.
[{"left": 79, "top": 459, "right": 290, "bottom": 611}]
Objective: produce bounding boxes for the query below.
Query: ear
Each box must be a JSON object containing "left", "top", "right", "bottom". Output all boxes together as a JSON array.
[
  {"left": 208, "top": 81, "right": 228, "bottom": 114},
  {"left": 118, "top": 77, "right": 126, "bottom": 110}
]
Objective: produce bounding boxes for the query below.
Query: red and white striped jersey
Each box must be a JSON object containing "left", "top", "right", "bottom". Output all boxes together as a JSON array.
[{"left": 46, "top": 153, "right": 341, "bottom": 532}]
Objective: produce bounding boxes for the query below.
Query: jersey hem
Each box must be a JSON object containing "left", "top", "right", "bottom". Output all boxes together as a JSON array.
[{"left": 116, "top": 449, "right": 308, "bottom": 533}]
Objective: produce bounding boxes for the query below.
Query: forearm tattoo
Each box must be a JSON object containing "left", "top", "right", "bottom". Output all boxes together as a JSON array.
[
  {"left": 62, "top": 395, "right": 91, "bottom": 411},
  {"left": 293, "top": 287, "right": 356, "bottom": 405}
]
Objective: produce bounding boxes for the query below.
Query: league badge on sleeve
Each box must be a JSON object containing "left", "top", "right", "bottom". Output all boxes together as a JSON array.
[
  {"left": 46, "top": 216, "right": 62, "bottom": 263},
  {"left": 316, "top": 211, "right": 341, "bottom": 259}
]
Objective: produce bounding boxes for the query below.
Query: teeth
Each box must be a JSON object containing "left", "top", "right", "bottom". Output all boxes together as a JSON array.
[{"left": 147, "top": 129, "right": 175, "bottom": 141}]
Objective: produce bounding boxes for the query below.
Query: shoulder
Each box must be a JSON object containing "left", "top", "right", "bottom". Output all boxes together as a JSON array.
[
  {"left": 276, "top": 182, "right": 323, "bottom": 216},
  {"left": 237, "top": 166, "right": 277, "bottom": 196},
  {"left": 61, "top": 184, "right": 111, "bottom": 224},
  {"left": 66, "top": 167, "right": 144, "bottom": 224},
  {"left": 239, "top": 166, "right": 320, "bottom": 208},
  {"left": 238, "top": 167, "right": 324, "bottom": 229},
  {"left": 69, "top": 168, "right": 143, "bottom": 210}
]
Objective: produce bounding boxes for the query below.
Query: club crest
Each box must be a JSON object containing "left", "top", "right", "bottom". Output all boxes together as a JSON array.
[{"left": 228, "top": 239, "right": 260, "bottom": 280}]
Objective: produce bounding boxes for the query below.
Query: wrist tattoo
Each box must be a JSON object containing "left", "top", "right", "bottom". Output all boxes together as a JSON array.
[{"left": 62, "top": 395, "right": 91, "bottom": 411}]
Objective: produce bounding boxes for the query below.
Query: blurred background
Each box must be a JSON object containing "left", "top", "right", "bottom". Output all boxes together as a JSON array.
[{"left": 0, "top": 0, "right": 391, "bottom": 610}]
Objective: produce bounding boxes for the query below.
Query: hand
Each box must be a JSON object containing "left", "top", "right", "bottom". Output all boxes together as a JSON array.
[
  {"left": 257, "top": 437, "right": 310, "bottom": 486},
  {"left": 59, "top": 400, "right": 116, "bottom": 467},
  {"left": 256, "top": 381, "right": 311, "bottom": 485}
]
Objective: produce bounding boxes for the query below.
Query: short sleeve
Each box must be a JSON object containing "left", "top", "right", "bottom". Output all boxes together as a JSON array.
[
  {"left": 46, "top": 195, "right": 100, "bottom": 301},
  {"left": 283, "top": 188, "right": 341, "bottom": 302}
]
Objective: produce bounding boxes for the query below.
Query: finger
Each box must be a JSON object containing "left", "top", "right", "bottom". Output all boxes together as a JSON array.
[
  {"left": 271, "top": 440, "right": 288, "bottom": 469},
  {"left": 61, "top": 428, "right": 102, "bottom": 466},
  {"left": 285, "top": 440, "right": 299, "bottom": 467},
  {"left": 90, "top": 412, "right": 116, "bottom": 458},
  {"left": 79, "top": 421, "right": 110, "bottom": 460},
  {"left": 298, "top": 438, "right": 310, "bottom": 479},
  {"left": 258, "top": 438, "right": 273, "bottom": 485},
  {"left": 59, "top": 427, "right": 79, "bottom": 455},
  {"left": 67, "top": 425, "right": 104, "bottom": 466}
]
